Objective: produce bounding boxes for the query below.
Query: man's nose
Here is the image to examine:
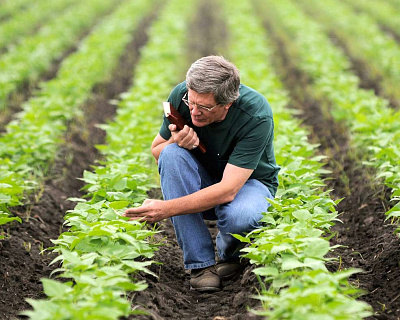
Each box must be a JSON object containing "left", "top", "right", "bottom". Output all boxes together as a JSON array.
[{"left": 191, "top": 104, "right": 202, "bottom": 115}]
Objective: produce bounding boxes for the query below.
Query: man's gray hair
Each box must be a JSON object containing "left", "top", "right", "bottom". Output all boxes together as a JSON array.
[{"left": 186, "top": 56, "right": 240, "bottom": 106}]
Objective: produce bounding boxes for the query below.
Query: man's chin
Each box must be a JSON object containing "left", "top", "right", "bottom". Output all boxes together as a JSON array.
[{"left": 192, "top": 118, "right": 208, "bottom": 127}]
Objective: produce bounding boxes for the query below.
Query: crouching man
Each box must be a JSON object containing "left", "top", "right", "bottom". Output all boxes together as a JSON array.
[{"left": 124, "top": 56, "right": 280, "bottom": 292}]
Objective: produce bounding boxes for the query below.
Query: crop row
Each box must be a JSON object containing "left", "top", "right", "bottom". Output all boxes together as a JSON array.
[
  {"left": 259, "top": 0, "right": 400, "bottom": 233},
  {"left": 0, "top": 0, "right": 33, "bottom": 20},
  {"left": 0, "top": 0, "right": 156, "bottom": 234},
  {"left": 0, "top": 0, "right": 118, "bottom": 108},
  {"left": 23, "top": 0, "right": 377, "bottom": 317},
  {"left": 223, "top": 0, "right": 371, "bottom": 318},
  {"left": 386, "top": 0, "right": 400, "bottom": 8},
  {"left": 4, "top": 0, "right": 395, "bottom": 318},
  {"left": 23, "top": 0, "right": 195, "bottom": 318},
  {"left": 0, "top": 0, "right": 79, "bottom": 52},
  {"left": 343, "top": 0, "right": 400, "bottom": 39},
  {"left": 296, "top": 0, "right": 400, "bottom": 108}
]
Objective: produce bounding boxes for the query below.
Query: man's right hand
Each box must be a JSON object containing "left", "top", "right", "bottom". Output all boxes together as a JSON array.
[{"left": 169, "top": 124, "right": 200, "bottom": 150}]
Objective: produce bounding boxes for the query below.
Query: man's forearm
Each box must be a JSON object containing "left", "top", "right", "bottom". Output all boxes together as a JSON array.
[
  {"left": 123, "top": 180, "right": 236, "bottom": 223},
  {"left": 124, "top": 164, "right": 253, "bottom": 223},
  {"left": 165, "top": 181, "right": 237, "bottom": 217},
  {"left": 151, "top": 137, "right": 174, "bottom": 162}
]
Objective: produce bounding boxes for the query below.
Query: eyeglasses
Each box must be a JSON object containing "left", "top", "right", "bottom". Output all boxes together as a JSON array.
[{"left": 182, "top": 92, "right": 220, "bottom": 112}]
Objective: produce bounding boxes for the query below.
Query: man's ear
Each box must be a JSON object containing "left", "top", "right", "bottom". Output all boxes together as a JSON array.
[{"left": 224, "top": 102, "right": 233, "bottom": 110}]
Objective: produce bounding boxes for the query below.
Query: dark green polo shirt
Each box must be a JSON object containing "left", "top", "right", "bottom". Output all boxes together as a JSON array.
[{"left": 159, "top": 81, "right": 280, "bottom": 196}]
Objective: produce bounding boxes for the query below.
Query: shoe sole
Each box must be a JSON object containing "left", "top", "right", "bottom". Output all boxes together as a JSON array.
[
  {"left": 190, "top": 286, "right": 221, "bottom": 292},
  {"left": 219, "top": 272, "right": 240, "bottom": 281}
]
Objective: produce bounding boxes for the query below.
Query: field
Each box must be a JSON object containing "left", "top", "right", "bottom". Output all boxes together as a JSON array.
[{"left": 0, "top": 0, "right": 399, "bottom": 319}]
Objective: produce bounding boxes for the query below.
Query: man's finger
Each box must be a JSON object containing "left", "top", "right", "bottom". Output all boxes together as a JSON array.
[
  {"left": 124, "top": 207, "right": 148, "bottom": 215},
  {"left": 129, "top": 216, "right": 148, "bottom": 222},
  {"left": 168, "top": 124, "right": 177, "bottom": 132}
]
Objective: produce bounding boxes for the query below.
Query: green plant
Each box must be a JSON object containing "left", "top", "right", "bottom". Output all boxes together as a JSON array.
[
  {"left": 0, "top": 0, "right": 33, "bottom": 20},
  {"left": 0, "top": 0, "right": 155, "bottom": 230},
  {"left": 222, "top": 0, "right": 372, "bottom": 317},
  {"left": 23, "top": 0, "right": 197, "bottom": 317},
  {"left": 297, "top": 0, "right": 400, "bottom": 107},
  {"left": 0, "top": 0, "right": 118, "bottom": 108},
  {"left": 256, "top": 0, "right": 399, "bottom": 234},
  {"left": 0, "top": 0, "right": 79, "bottom": 51}
]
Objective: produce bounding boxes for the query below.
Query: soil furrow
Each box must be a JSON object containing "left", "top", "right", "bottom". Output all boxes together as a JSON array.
[
  {"left": 0, "top": 31, "right": 91, "bottom": 133},
  {"left": 130, "top": 1, "right": 263, "bottom": 319},
  {"left": 0, "top": 2, "right": 122, "bottom": 132},
  {"left": 261, "top": 15, "right": 400, "bottom": 320},
  {"left": 0, "top": 44, "right": 79, "bottom": 132},
  {"left": 343, "top": 4, "right": 400, "bottom": 48},
  {"left": 294, "top": 1, "right": 400, "bottom": 110},
  {"left": 0, "top": 11, "right": 157, "bottom": 319},
  {"left": 327, "top": 31, "right": 399, "bottom": 110}
]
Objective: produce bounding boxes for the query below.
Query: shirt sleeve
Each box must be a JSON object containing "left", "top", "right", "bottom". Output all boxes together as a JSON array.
[
  {"left": 228, "top": 116, "right": 273, "bottom": 169},
  {"left": 159, "top": 115, "right": 171, "bottom": 140},
  {"left": 159, "top": 82, "right": 187, "bottom": 140}
]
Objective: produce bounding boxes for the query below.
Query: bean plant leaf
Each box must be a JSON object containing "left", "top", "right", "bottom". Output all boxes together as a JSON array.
[
  {"left": 41, "top": 278, "right": 72, "bottom": 298},
  {"left": 109, "top": 200, "right": 130, "bottom": 209},
  {"left": 252, "top": 266, "right": 279, "bottom": 277}
]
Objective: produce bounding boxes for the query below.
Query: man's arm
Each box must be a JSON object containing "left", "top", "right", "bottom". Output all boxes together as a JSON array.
[
  {"left": 151, "top": 133, "right": 173, "bottom": 162},
  {"left": 124, "top": 163, "right": 253, "bottom": 223}
]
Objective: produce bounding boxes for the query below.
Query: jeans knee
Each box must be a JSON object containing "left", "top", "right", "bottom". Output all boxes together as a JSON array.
[
  {"left": 218, "top": 209, "right": 264, "bottom": 236},
  {"left": 159, "top": 144, "right": 191, "bottom": 172},
  {"left": 159, "top": 143, "right": 183, "bottom": 163}
]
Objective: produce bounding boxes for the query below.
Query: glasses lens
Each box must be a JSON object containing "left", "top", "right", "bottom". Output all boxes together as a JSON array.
[{"left": 183, "top": 93, "right": 216, "bottom": 112}]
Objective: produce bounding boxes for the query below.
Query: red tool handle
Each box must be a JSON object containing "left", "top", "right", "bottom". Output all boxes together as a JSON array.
[{"left": 164, "top": 102, "right": 207, "bottom": 153}]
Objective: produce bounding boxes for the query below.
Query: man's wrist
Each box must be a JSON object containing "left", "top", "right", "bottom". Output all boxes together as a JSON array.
[{"left": 164, "top": 199, "right": 179, "bottom": 217}]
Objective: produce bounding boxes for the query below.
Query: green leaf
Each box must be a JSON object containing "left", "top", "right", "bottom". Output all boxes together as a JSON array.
[
  {"left": 0, "top": 193, "right": 12, "bottom": 204},
  {"left": 281, "top": 256, "right": 304, "bottom": 270},
  {"left": 109, "top": 200, "right": 130, "bottom": 209},
  {"left": 293, "top": 209, "right": 312, "bottom": 221},
  {"left": 303, "top": 238, "right": 330, "bottom": 258},
  {"left": 232, "top": 233, "right": 251, "bottom": 243},
  {"left": 0, "top": 213, "right": 22, "bottom": 225},
  {"left": 42, "top": 278, "right": 72, "bottom": 298},
  {"left": 67, "top": 197, "right": 87, "bottom": 203},
  {"left": 252, "top": 266, "right": 279, "bottom": 277}
]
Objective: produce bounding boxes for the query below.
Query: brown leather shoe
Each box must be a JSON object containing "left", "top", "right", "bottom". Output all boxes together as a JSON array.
[
  {"left": 215, "top": 259, "right": 245, "bottom": 280},
  {"left": 190, "top": 266, "right": 221, "bottom": 292}
]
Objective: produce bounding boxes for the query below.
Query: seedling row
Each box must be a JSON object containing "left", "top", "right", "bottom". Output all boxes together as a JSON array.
[
  {"left": 224, "top": 0, "right": 371, "bottom": 318},
  {"left": 256, "top": 0, "right": 400, "bottom": 233},
  {"left": 24, "top": 0, "right": 194, "bottom": 317},
  {"left": 0, "top": 0, "right": 399, "bottom": 318},
  {"left": 0, "top": 0, "right": 80, "bottom": 52},
  {"left": 0, "top": 0, "right": 118, "bottom": 108},
  {"left": 0, "top": 0, "right": 156, "bottom": 229},
  {"left": 296, "top": 0, "right": 400, "bottom": 108}
]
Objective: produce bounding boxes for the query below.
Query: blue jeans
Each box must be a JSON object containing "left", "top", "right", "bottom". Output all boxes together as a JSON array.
[{"left": 158, "top": 143, "right": 273, "bottom": 270}]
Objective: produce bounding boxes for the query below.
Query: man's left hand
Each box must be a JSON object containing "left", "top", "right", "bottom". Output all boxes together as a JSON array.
[{"left": 123, "top": 199, "right": 171, "bottom": 223}]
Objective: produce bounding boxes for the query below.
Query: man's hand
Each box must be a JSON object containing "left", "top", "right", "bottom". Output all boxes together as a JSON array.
[
  {"left": 169, "top": 124, "right": 200, "bottom": 150},
  {"left": 123, "top": 199, "right": 172, "bottom": 223}
]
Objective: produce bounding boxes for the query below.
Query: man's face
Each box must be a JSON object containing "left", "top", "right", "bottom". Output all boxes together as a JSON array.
[{"left": 186, "top": 89, "right": 232, "bottom": 127}]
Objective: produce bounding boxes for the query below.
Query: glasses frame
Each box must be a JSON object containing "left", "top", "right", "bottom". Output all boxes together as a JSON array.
[{"left": 182, "top": 92, "right": 220, "bottom": 112}]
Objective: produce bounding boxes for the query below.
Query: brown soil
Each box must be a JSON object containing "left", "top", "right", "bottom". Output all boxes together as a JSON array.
[
  {"left": 0, "top": 44, "right": 77, "bottom": 132},
  {"left": 131, "top": 219, "right": 263, "bottom": 320},
  {"left": 2, "top": 1, "right": 400, "bottom": 320},
  {"left": 348, "top": 5, "right": 400, "bottom": 44},
  {"left": 0, "top": 4, "right": 118, "bottom": 132},
  {"left": 0, "top": 11, "right": 155, "bottom": 319},
  {"left": 297, "top": 2, "right": 399, "bottom": 109},
  {"left": 327, "top": 31, "right": 399, "bottom": 110},
  {"left": 262, "top": 15, "right": 400, "bottom": 320},
  {"left": 125, "top": 1, "right": 265, "bottom": 319},
  {"left": 186, "top": 0, "right": 228, "bottom": 63}
]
